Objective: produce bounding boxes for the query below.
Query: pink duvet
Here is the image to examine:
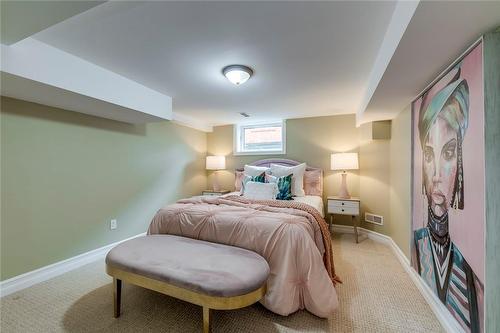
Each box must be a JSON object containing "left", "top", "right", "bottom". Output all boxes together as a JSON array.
[{"left": 147, "top": 195, "right": 339, "bottom": 318}]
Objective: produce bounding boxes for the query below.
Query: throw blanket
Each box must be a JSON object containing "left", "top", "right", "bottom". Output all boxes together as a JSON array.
[{"left": 148, "top": 195, "right": 339, "bottom": 317}]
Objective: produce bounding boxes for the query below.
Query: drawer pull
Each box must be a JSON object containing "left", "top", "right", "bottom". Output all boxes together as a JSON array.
[
  {"left": 342, "top": 209, "right": 344, "bottom": 212},
  {"left": 342, "top": 202, "right": 344, "bottom": 206}
]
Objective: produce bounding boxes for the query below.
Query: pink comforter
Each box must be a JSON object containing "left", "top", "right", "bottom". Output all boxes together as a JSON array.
[{"left": 147, "top": 195, "right": 339, "bottom": 318}]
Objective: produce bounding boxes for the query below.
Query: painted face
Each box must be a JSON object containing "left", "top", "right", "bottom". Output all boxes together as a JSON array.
[{"left": 423, "top": 106, "right": 459, "bottom": 217}]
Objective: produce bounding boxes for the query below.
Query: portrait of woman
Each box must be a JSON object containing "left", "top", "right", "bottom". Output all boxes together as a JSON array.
[{"left": 412, "top": 46, "right": 485, "bottom": 333}]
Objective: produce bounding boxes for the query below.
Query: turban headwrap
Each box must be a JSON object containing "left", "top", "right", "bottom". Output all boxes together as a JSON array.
[{"left": 418, "top": 78, "right": 469, "bottom": 147}]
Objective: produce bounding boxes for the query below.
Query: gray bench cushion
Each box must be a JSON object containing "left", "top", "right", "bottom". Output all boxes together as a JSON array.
[{"left": 105, "top": 235, "right": 269, "bottom": 297}]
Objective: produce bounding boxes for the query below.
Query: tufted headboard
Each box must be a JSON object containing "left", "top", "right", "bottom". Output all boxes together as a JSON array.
[
  {"left": 235, "top": 159, "right": 323, "bottom": 196},
  {"left": 235, "top": 158, "right": 321, "bottom": 172}
]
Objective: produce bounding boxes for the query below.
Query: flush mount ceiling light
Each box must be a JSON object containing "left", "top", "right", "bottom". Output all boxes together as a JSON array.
[{"left": 222, "top": 65, "right": 253, "bottom": 85}]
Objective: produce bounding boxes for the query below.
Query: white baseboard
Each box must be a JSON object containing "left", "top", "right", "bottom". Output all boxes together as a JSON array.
[
  {"left": 332, "top": 224, "right": 464, "bottom": 333},
  {"left": 0, "top": 226, "right": 466, "bottom": 333},
  {"left": 0, "top": 232, "right": 146, "bottom": 297}
]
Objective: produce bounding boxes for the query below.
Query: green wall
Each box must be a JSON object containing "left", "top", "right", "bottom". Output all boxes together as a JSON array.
[
  {"left": 0, "top": 97, "right": 207, "bottom": 280},
  {"left": 484, "top": 29, "right": 500, "bottom": 333},
  {"left": 0, "top": 100, "right": 412, "bottom": 280}
]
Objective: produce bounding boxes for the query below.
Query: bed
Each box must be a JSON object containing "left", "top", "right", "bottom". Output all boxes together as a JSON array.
[
  {"left": 291, "top": 195, "right": 324, "bottom": 217},
  {"left": 147, "top": 159, "right": 339, "bottom": 318},
  {"left": 223, "top": 192, "right": 325, "bottom": 217}
]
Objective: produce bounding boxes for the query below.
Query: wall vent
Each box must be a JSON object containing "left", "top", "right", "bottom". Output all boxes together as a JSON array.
[{"left": 365, "top": 213, "right": 383, "bottom": 225}]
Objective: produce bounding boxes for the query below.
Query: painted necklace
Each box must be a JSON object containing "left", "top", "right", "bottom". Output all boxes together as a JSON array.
[{"left": 427, "top": 206, "right": 451, "bottom": 266}]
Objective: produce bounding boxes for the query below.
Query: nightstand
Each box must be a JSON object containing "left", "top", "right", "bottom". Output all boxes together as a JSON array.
[
  {"left": 201, "top": 190, "right": 230, "bottom": 196},
  {"left": 327, "top": 196, "right": 360, "bottom": 243}
]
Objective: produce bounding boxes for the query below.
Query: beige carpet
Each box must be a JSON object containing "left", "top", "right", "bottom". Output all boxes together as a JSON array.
[{"left": 0, "top": 233, "right": 443, "bottom": 332}]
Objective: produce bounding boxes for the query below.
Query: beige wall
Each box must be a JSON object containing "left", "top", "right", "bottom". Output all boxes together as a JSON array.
[
  {"left": 358, "top": 123, "right": 391, "bottom": 235},
  {"left": 207, "top": 112, "right": 413, "bottom": 258},
  {"left": 207, "top": 115, "right": 397, "bottom": 228},
  {"left": 358, "top": 108, "right": 412, "bottom": 258},
  {"left": 1, "top": 97, "right": 207, "bottom": 280},
  {"left": 389, "top": 106, "right": 412, "bottom": 258},
  {"left": 207, "top": 115, "right": 360, "bottom": 225}
]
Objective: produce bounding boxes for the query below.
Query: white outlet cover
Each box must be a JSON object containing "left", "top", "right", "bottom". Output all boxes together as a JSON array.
[{"left": 110, "top": 219, "right": 117, "bottom": 230}]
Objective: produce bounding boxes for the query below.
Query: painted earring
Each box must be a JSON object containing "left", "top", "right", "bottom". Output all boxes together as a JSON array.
[{"left": 451, "top": 136, "right": 465, "bottom": 210}]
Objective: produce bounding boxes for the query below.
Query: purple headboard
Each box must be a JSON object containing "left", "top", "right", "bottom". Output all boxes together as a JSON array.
[
  {"left": 235, "top": 159, "right": 323, "bottom": 196},
  {"left": 235, "top": 158, "right": 321, "bottom": 172}
]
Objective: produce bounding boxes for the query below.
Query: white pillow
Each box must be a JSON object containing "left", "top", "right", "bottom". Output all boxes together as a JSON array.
[
  {"left": 269, "top": 163, "right": 306, "bottom": 197},
  {"left": 244, "top": 165, "right": 269, "bottom": 177},
  {"left": 243, "top": 182, "right": 278, "bottom": 200}
]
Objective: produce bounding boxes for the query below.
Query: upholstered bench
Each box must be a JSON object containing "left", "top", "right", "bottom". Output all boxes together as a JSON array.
[{"left": 105, "top": 235, "right": 269, "bottom": 333}]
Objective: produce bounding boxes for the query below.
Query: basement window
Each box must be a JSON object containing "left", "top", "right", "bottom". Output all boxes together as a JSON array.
[{"left": 234, "top": 121, "right": 286, "bottom": 155}]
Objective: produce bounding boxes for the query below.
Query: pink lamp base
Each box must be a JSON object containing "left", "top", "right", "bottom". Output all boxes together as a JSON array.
[
  {"left": 212, "top": 170, "right": 221, "bottom": 192},
  {"left": 337, "top": 173, "right": 351, "bottom": 199}
]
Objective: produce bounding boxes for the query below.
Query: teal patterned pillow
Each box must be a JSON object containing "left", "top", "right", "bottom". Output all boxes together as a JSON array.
[
  {"left": 267, "top": 174, "right": 293, "bottom": 200},
  {"left": 241, "top": 172, "right": 266, "bottom": 193},
  {"left": 252, "top": 172, "right": 266, "bottom": 183}
]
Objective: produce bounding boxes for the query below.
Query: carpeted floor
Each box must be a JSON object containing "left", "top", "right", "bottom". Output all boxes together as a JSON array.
[{"left": 0, "top": 233, "right": 444, "bottom": 332}]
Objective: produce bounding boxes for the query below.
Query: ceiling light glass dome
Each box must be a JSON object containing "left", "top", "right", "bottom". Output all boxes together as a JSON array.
[{"left": 222, "top": 65, "right": 253, "bottom": 85}]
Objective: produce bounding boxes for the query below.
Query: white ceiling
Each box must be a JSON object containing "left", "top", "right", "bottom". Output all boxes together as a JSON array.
[
  {"left": 0, "top": 1, "right": 104, "bottom": 45},
  {"left": 33, "top": 1, "right": 397, "bottom": 127},
  {"left": 363, "top": 1, "right": 500, "bottom": 123},
  {"left": 2, "top": 1, "right": 498, "bottom": 130},
  {"left": 1, "top": 38, "right": 172, "bottom": 124}
]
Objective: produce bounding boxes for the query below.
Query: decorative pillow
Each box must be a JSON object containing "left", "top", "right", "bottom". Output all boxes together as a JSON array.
[
  {"left": 267, "top": 174, "right": 293, "bottom": 200},
  {"left": 304, "top": 169, "right": 323, "bottom": 196},
  {"left": 269, "top": 163, "right": 306, "bottom": 197},
  {"left": 244, "top": 165, "right": 269, "bottom": 177},
  {"left": 241, "top": 172, "right": 266, "bottom": 194},
  {"left": 243, "top": 181, "right": 279, "bottom": 200},
  {"left": 234, "top": 171, "right": 245, "bottom": 191}
]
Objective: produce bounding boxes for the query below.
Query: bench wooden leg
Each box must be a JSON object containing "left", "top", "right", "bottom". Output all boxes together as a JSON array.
[
  {"left": 114, "top": 278, "right": 122, "bottom": 318},
  {"left": 203, "top": 306, "right": 211, "bottom": 333}
]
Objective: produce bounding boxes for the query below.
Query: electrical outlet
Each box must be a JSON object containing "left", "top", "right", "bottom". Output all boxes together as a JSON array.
[{"left": 110, "top": 219, "right": 118, "bottom": 230}]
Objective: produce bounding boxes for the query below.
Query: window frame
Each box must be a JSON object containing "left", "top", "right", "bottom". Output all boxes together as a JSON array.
[{"left": 233, "top": 120, "right": 286, "bottom": 156}]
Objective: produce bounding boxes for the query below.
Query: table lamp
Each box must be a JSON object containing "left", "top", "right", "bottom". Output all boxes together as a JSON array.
[
  {"left": 331, "top": 153, "right": 359, "bottom": 199},
  {"left": 206, "top": 155, "right": 226, "bottom": 191}
]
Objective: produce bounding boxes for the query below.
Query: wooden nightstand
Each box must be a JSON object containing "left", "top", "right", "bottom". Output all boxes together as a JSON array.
[
  {"left": 327, "top": 196, "right": 360, "bottom": 243},
  {"left": 201, "top": 190, "right": 230, "bottom": 196}
]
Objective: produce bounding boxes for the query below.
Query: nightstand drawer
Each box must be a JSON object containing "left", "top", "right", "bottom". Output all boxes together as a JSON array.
[
  {"left": 328, "top": 200, "right": 359, "bottom": 209},
  {"left": 327, "top": 199, "right": 359, "bottom": 215},
  {"left": 328, "top": 205, "right": 358, "bottom": 215},
  {"left": 328, "top": 200, "right": 359, "bottom": 208}
]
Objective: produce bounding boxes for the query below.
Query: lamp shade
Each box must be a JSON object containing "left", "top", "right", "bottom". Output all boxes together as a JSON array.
[
  {"left": 206, "top": 155, "right": 226, "bottom": 170},
  {"left": 331, "top": 153, "right": 359, "bottom": 171}
]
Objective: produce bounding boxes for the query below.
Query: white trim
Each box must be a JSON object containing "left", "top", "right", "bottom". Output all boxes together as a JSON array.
[
  {"left": 232, "top": 151, "right": 287, "bottom": 156},
  {"left": 1, "top": 39, "right": 172, "bottom": 123},
  {"left": 0, "top": 232, "right": 146, "bottom": 298},
  {"left": 356, "top": 0, "right": 419, "bottom": 126},
  {"left": 233, "top": 120, "right": 287, "bottom": 155},
  {"left": 332, "top": 225, "right": 464, "bottom": 333}
]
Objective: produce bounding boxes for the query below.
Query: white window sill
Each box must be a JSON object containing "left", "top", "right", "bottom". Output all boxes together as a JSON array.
[{"left": 233, "top": 150, "right": 286, "bottom": 156}]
